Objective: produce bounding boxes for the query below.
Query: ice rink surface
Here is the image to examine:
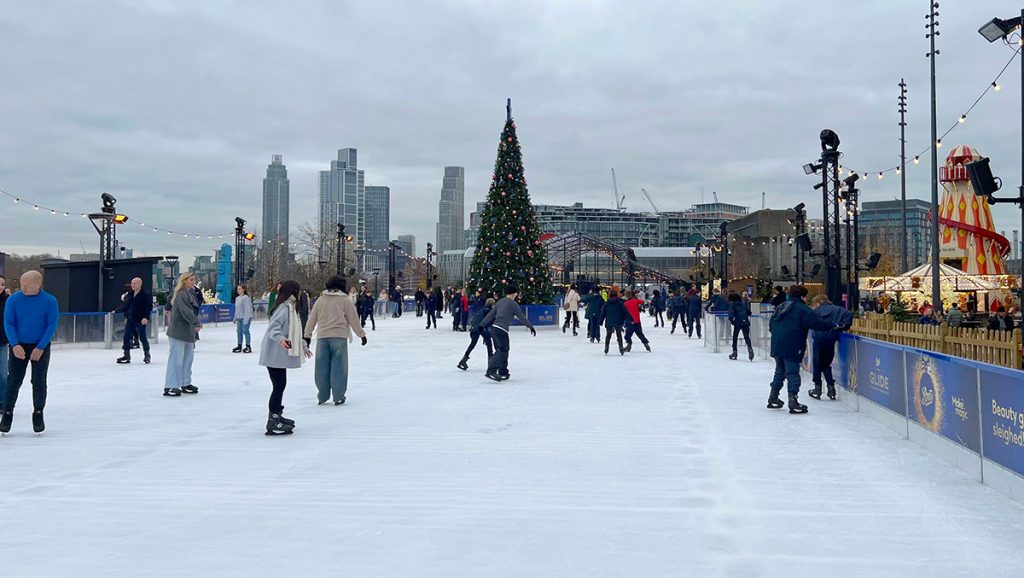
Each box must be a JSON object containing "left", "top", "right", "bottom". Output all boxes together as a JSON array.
[{"left": 3, "top": 313, "right": 1024, "bottom": 577}]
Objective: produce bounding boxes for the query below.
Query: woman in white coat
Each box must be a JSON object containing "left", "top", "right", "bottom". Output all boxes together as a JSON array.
[
  {"left": 258, "top": 280, "right": 312, "bottom": 435},
  {"left": 562, "top": 284, "right": 582, "bottom": 336}
]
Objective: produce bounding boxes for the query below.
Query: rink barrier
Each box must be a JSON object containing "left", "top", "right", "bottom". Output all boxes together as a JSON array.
[
  {"left": 832, "top": 333, "right": 1024, "bottom": 503},
  {"left": 53, "top": 309, "right": 165, "bottom": 350},
  {"left": 701, "top": 321, "right": 1024, "bottom": 503}
]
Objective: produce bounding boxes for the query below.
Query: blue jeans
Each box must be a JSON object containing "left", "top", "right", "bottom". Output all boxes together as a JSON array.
[
  {"left": 315, "top": 337, "right": 349, "bottom": 403},
  {"left": 770, "top": 357, "right": 802, "bottom": 398},
  {"left": 236, "top": 319, "right": 252, "bottom": 347},
  {"left": 0, "top": 345, "right": 8, "bottom": 410},
  {"left": 164, "top": 337, "right": 195, "bottom": 390}
]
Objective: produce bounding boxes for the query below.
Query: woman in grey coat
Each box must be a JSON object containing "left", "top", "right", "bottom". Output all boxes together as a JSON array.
[
  {"left": 233, "top": 284, "right": 254, "bottom": 353},
  {"left": 164, "top": 272, "right": 202, "bottom": 397},
  {"left": 258, "top": 280, "right": 311, "bottom": 435}
]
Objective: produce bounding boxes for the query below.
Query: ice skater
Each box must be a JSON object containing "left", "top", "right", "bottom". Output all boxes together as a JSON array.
[
  {"left": 233, "top": 284, "right": 254, "bottom": 353},
  {"left": 809, "top": 295, "right": 852, "bottom": 401},
  {"left": 599, "top": 289, "right": 628, "bottom": 355},
  {"left": 562, "top": 284, "right": 581, "bottom": 335},
  {"left": 425, "top": 290, "right": 438, "bottom": 329},
  {"left": 0, "top": 274, "right": 8, "bottom": 412},
  {"left": 259, "top": 280, "right": 312, "bottom": 435},
  {"left": 304, "top": 276, "right": 367, "bottom": 407},
  {"left": 582, "top": 287, "right": 604, "bottom": 343},
  {"left": 767, "top": 285, "right": 836, "bottom": 414},
  {"left": 650, "top": 289, "right": 665, "bottom": 327},
  {"left": 667, "top": 289, "right": 686, "bottom": 334},
  {"left": 622, "top": 290, "right": 651, "bottom": 352},
  {"left": 727, "top": 291, "right": 754, "bottom": 361},
  {"left": 685, "top": 288, "right": 703, "bottom": 338},
  {"left": 164, "top": 272, "right": 202, "bottom": 397},
  {"left": 481, "top": 284, "right": 536, "bottom": 381},
  {"left": 458, "top": 297, "right": 495, "bottom": 370},
  {"left": 1, "top": 270, "right": 59, "bottom": 434}
]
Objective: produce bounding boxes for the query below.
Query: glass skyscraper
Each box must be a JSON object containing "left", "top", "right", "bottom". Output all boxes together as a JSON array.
[
  {"left": 436, "top": 166, "right": 465, "bottom": 252},
  {"left": 319, "top": 148, "right": 365, "bottom": 252},
  {"left": 364, "top": 185, "right": 391, "bottom": 251},
  {"left": 262, "top": 154, "right": 290, "bottom": 261}
]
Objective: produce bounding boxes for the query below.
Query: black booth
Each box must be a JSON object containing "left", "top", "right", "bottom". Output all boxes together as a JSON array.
[{"left": 41, "top": 257, "right": 162, "bottom": 313}]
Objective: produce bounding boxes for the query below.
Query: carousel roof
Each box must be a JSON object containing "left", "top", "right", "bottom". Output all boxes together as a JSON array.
[{"left": 860, "top": 262, "right": 1004, "bottom": 292}]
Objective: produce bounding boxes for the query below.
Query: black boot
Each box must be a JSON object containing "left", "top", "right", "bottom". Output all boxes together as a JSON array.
[
  {"left": 32, "top": 410, "right": 44, "bottom": 433},
  {"left": 243, "top": 346, "right": 252, "bottom": 353},
  {"left": 181, "top": 384, "right": 199, "bottom": 394},
  {"left": 809, "top": 384, "right": 823, "bottom": 400},
  {"left": 767, "top": 391, "right": 784, "bottom": 409},
  {"left": 116, "top": 353, "right": 131, "bottom": 364},
  {"left": 748, "top": 346, "right": 755, "bottom": 361},
  {"left": 266, "top": 413, "right": 294, "bottom": 436},
  {"left": 827, "top": 385, "right": 837, "bottom": 400},
  {"left": 644, "top": 342, "right": 651, "bottom": 352},
  {"left": 485, "top": 371, "right": 503, "bottom": 382},
  {"left": 789, "top": 395, "right": 809, "bottom": 414},
  {"left": 457, "top": 357, "right": 469, "bottom": 371},
  {"left": 624, "top": 342, "right": 632, "bottom": 353},
  {"left": 0, "top": 411, "right": 12, "bottom": 433},
  {"left": 144, "top": 352, "right": 151, "bottom": 364},
  {"left": 232, "top": 345, "right": 243, "bottom": 353},
  {"left": 277, "top": 410, "right": 295, "bottom": 426},
  {"left": 729, "top": 350, "right": 738, "bottom": 360},
  {"left": 163, "top": 388, "right": 182, "bottom": 397}
]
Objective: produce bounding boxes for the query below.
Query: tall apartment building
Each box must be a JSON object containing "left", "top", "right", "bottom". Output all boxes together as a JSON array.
[
  {"left": 859, "top": 199, "right": 933, "bottom": 269},
  {"left": 397, "top": 234, "right": 416, "bottom": 257},
  {"left": 262, "top": 154, "right": 290, "bottom": 245},
  {"left": 436, "top": 166, "right": 466, "bottom": 252},
  {"left": 319, "top": 148, "right": 365, "bottom": 252},
  {"left": 364, "top": 185, "right": 391, "bottom": 251}
]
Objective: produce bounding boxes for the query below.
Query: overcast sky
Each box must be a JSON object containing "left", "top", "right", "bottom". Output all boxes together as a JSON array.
[{"left": 2, "top": 0, "right": 1024, "bottom": 264}]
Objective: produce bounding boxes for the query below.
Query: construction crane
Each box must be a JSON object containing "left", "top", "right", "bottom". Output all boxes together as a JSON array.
[
  {"left": 611, "top": 168, "right": 625, "bottom": 211},
  {"left": 641, "top": 188, "right": 662, "bottom": 214},
  {"left": 712, "top": 191, "right": 720, "bottom": 203}
]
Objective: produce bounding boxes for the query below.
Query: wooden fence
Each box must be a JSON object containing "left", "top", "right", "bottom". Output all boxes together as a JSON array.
[{"left": 850, "top": 316, "right": 1022, "bottom": 370}]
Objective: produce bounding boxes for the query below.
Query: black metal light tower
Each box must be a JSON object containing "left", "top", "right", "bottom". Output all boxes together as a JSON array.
[
  {"left": 977, "top": 10, "right": 1024, "bottom": 307},
  {"left": 387, "top": 241, "right": 398, "bottom": 296},
  {"left": 426, "top": 242, "right": 435, "bottom": 290},
  {"left": 336, "top": 223, "right": 345, "bottom": 275},
  {"left": 234, "top": 217, "right": 246, "bottom": 290},
  {"left": 87, "top": 193, "right": 123, "bottom": 311},
  {"left": 805, "top": 131, "right": 843, "bottom": 301},
  {"left": 927, "top": 2, "right": 942, "bottom": 311},
  {"left": 790, "top": 203, "right": 808, "bottom": 284},
  {"left": 899, "top": 79, "right": 909, "bottom": 272},
  {"left": 719, "top": 222, "right": 729, "bottom": 290},
  {"left": 843, "top": 176, "right": 861, "bottom": 311},
  {"left": 372, "top": 267, "right": 381, "bottom": 296}
]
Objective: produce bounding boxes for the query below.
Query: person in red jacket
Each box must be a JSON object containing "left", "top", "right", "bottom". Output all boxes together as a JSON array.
[{"left": 622, "top": 290, "right": 652, "bottom": 352}]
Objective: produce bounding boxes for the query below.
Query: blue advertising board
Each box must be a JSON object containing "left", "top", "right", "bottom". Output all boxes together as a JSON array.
[
  {"left": 835, "top": 333, "right": 856, "bottom": 390},
  {"left": 980, "top": 364, "right": 1024, "bottom": 477},
  {"left": 855, "top": 338, "right": 906, "bottom": 416},
  {"left": 512, "top": 305, "right": 558, "bottom": 326},
  {"left": 905, "top": 350, "right": 981, "bottom": 453},
  {"left": 199, "top": 304, "right": 235, "bottom": 324}
]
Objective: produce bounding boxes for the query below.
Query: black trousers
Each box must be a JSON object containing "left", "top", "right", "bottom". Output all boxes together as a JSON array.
[
  {"left": 604, "top": 326, "right": 624, "bottom": 352},
  {"left": 487, "top": 328, "right": 510, "bottom": 374},
  {"left": 625, "top": 321, "right": 648, "bottom": 345},
  {"left": 361, "top": 310, "right": 375, "bottom": 330},
  {"left": 812, "top": 340, "right": 837, "bottom": 387},
  {"left": 563, "top": 311, "right": 579, "bottom": 330},
  {"left": 463, "top": 329, "right": 493, "bottom": 360},
  {"left": 426, "top": 309, "right": 437, "bottom": 328},
  {"left": 671, "top": 311, "right": 685, "bottom": 331},
  {"left": 587, "top": 316, "right": 601, "bottom": 340},
  {"left": 732, "top": 324, "right": 752, "bottom": 352},
  {"left": 416, "top": 302, "right": 423, "bottom": 316},
  {"left": 687, "top": 314, "right": 702, "bottom": 337},
  {"left": 5, "top": 343, "right": 50, "bottom": 413},
  {"left": 122, "top": 319, "right": 150, "bottom": 353},
  {"left": 267, "top": 367, "right": 287, "bottom": 414}
]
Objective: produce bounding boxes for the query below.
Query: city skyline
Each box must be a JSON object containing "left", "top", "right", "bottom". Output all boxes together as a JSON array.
[
  {"left": 3, "top": 1, "right": 1024, "bottom": 263},
  {"left": 436, "top": 166, "right": 466, "bottom": 253},
  {"left": 261, "top": 154, "right": 290, "bottom": 263}
]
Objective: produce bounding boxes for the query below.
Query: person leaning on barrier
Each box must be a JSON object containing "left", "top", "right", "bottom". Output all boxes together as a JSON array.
[
  {"left": 727, "top": 291, "right": 754, "bottom": 361},
  {"left": 808, "top": 294, "right": 853, "bottom": 401},
  {"left": 945, "top": 302, "right": 964, "bottom": 328},
  {"left": 988, "top": 307, "right": 1016, "bottom": 332}
]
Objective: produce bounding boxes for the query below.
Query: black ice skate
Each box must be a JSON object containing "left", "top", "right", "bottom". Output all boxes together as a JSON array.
[
  {"left": 243, "top": 346, "right": 252, "bottom": 353},
  {"left": 32, "top": 410, "right": 44, "bottom": 433},
  {"left": 644, "top": 342, "right": 651, "bottom": 352},
  {"left": 0, "top": 411, "right": 12, "bottom": 433},
  {"left": 624, "top": 343, "right": 632, "bottom": 353},
  {"left": 729, "top": 351, "right": 738, "bottom": 360},
  {"left": 163, "top": 388, "right": 182, "bottom": 397},
  {"left": 116, "top": 354, "right": 131, "bottom": 364},
  {"left": 266, "top": 414, "right": 294, "bottom": 436},
  {"left": 457, "top": 358, "right": 469, "bottom": 371},
  {"left": 499, "top": 371, "right": 510, "bottom": 380},
  {"left": 144, "top": 352, "right": 151, "bottom": 364},
  {"left": 748, "top": 348, "right": 755, "bottom": 361},
  {"left": 788, "top": 396, "right": 809, "bottom": 414},
  {"left": 181, "top": 385, "right": 199, "bottom": 394},
  {"left": 827, "top": 385, "right": 837, "bottom": 400},
  {"left": 232, "top": 346, "right": 243, "bottom": 353},
  {"left": 485, "top": 371, "right": 503, "bottom": 382},
  {"left": 767, "top": 394, "right": 784, "bottom": 409},
  {"left": 808, "top": 385, "right": 823, "bottom": 400},
  {"left": 334, "top": 397, "right": 346, "bottom": 405}
]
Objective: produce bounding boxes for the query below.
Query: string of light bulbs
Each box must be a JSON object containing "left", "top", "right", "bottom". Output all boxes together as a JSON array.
[
  {"left": 0, "top": 185, "right": 240, "bottom": 241},
  {"left": 840, "top": 44, "right": 1021, "bottom": 182}
]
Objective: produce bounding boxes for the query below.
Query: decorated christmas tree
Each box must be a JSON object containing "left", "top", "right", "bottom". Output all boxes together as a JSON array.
[{"left": 467, "top": 101, "right": 554, "bottom": 304}]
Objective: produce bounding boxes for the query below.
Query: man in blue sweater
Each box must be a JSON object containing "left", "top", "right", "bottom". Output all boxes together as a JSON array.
[{"left": 2, "top": 270, "right": 60, "bottom": 434}]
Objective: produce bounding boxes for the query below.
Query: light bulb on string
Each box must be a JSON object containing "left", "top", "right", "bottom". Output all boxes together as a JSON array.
[
  {"left": 959, "top": 115, "right": 966, "bottom": 124},
  {"left": 993, "top": 82, "right": 1001, "bottom": 91},
  {"left": 936, "top": 140, "right": 943, "bottom": 148},
  {"left": 914, "top": 156, "right": 920, "bottom": 164}
]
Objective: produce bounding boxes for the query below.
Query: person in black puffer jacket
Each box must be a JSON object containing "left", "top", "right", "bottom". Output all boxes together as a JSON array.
[
  {"left": 768, "top": 285, "right": 836, "bottom": 414},
  {"left": 599, "top": 289, "right": 629, "bottom": 356},
  {"left": 727, "top": 292, "right": 754, "bottom": 361}
]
